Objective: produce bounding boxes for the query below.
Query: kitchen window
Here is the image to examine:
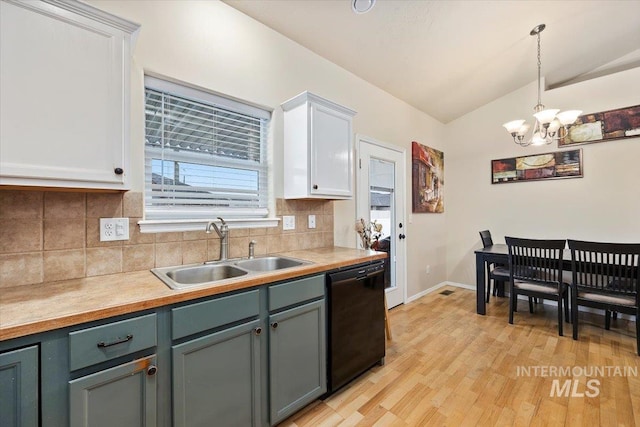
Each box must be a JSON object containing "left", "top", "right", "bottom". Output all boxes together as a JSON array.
[{"left": 142, "top": 76, "right": 271, "bottom": 230}]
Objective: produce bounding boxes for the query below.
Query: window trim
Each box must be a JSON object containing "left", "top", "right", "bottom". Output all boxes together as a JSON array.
[{"left": 137, "top": 217, "right": 280, "bottom": 234}]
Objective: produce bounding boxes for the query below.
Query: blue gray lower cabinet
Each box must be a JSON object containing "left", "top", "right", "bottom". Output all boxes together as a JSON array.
[
  {"left": 269, "top": 299, "right": 326, "bottom": 424},
  {"left": 172, "top": 319, "right": 262, "bottom": 427},
  {"left": 68, "top": 354, "right": 157, "bottom": 427},
  {"left": 0, "top": 273, "right": 328, "bottom": 426},
  {"left": 0, "top": 345, "right": 39, "bottom": 427}
]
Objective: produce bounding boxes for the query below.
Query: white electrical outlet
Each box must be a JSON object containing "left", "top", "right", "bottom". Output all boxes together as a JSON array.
[
  {"left": 100, "top": 218, "right": 130, "bottom": 241},
  {"left": 308, "top": 214, "right": 316, "bottom": 229},
  {"left": 282, "top": 215, "right": 296, "bottom": 231},
  {"left": 426, "top": 265, "right": 431, "bottom": 274}
]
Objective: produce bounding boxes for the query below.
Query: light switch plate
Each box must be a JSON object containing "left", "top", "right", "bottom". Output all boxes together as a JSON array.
[
  {"left": 100, "top": 218, "right": 129, "bottom": 241},
  {"left": 308, "top": 214, "right": 316, "bottom": 229},
  {"left": 282, "top": 215, "right": 296, "bottom": 231}
]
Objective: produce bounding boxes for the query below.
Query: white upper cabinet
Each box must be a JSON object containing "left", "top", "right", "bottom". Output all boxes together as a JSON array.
[
  {"left": 281, "top": 92, "right": 356, "bottom": 199},
  {"left": 0, "top": 0, "right": 139, "bottom": 190}
]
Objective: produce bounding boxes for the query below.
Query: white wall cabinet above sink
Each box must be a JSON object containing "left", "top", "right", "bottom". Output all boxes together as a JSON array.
[
  {"left": 0, "top": 0, "right": 139, "bottom": 190},
  {"left": 281, "top": 91, "right": 356, "bottom": 199}
]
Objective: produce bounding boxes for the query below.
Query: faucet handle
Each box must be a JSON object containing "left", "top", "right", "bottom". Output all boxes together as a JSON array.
[
  {"left": 248, "top": 240, "right": 256, "bottom": 259},
  {"left": 217, "top": 217, "right": 226, "bottom": 225}
]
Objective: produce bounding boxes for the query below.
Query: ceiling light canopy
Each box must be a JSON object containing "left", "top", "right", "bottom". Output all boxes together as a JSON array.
[
  {"left": 352, "top": 0, "right": 376, "bottom": 14},
  {"left": 503, "top": 24, "right": 581, "bottom": 147}
]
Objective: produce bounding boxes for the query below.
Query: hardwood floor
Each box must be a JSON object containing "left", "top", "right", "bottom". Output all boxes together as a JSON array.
[{"left": 282, "top": 286, "right": 640, "bottom": 426}]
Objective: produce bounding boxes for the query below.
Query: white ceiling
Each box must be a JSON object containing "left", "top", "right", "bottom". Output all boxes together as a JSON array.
[{"left": 223, "top": 0, "right": 640, "bottom": 123}]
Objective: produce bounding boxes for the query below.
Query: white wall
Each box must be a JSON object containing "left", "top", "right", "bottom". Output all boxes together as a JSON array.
[
  {"left": 446, "top": 67, "right": 640, "bottom": 285},
  {"left": 88, "top": 0, "right": 448, "bottom": 299}
]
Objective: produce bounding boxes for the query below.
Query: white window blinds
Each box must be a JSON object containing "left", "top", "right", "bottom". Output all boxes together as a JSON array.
[{"left": 144, "top": 76, "right": 270, "bottom": 220}]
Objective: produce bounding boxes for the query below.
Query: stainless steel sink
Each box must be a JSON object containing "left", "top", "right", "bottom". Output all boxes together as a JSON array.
[
  {"left": 153, "top": 264, "right": 249, "bottom": 289},
  {"left": 151, "top": 256, "right": 311, "bottom": 290},
  {"left": 234, "top": 256, "right": 307, "bottom": 272}
]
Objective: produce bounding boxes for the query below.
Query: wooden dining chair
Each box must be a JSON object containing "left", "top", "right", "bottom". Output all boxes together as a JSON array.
[
  {"left": 568, "top": 239, "right": 639, "bottom": 356},
  {"left": 505, "top": 237, "right": 570, "bottom": 336},
  {"left": 479, "top": 230, "right": 510, "bottom": 303}
]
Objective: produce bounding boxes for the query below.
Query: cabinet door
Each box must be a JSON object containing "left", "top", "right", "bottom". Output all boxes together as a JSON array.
[
  {"left": 0, "top": 346, "right": 38, "bottom": 427},
  {"left": 269, "top": 299, "right": 326, "bottom": 424},
  {"left": 172, "top": 320, "right": 262, "bottom": 427},
  {"left": 0, "top": 0, "right": 136, "bottom": 190},
  {"left": 309, "top": 103, "right": 353, "bottom": 198},
  {"left": 69, "top": 355, "right": 157, "bottom": 427}
]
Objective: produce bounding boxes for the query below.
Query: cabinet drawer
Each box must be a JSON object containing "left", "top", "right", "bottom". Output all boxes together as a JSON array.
[
  {"left": 69, "top": 314, "right": 157, "bottom": 371},
  {"left": 269, "top": 275, "right": 325, "bottom": 312},
  {"left": 172, "top": 290, "right": 260, "bottom": 340}
]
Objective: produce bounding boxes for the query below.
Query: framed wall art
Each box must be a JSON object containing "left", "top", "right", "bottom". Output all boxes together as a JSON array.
[
  {"left": 412, "top": 141, "right": 444, "bottom": 213},
  {"left": 491, "top": 149, "right": 583, "bottom": 184},
  {"left": 559, "top": 104, "right": 640, "bottom": 147}
]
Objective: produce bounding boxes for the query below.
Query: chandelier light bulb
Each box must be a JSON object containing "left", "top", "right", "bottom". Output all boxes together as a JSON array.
[
  {"left": 533, "top": 109, "right": 560, "bottom": 125},
  {"left": 503, "top": 119, "right": 526, "bottom": 134},
  {"left": 556, "top": 110, "right": 583, "bottom": 126}
]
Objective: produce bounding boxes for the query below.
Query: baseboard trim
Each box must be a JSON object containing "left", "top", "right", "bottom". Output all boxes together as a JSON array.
[{"left": 406, "top": 281, "right": 475, "bottom": 304}]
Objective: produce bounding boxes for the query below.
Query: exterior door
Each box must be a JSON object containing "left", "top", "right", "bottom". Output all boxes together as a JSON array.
[{"left": 357, "top": 136, "right": 407, "bottom": 308}]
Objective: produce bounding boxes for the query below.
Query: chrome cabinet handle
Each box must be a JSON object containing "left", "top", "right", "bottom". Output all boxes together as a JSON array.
[
  {"left": 97, "top": 334, "right": 133, "bottom": 348},
  {"left": 271, "top": 322, "right": 278, "bottom": 329},
  {"left": 254, "top": 327, "right": 262, "bottom": 336}
]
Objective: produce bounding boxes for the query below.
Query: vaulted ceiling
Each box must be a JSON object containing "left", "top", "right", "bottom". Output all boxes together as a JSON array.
[{"left": 223, "top": 0, "right": 640, "bottom": 123}]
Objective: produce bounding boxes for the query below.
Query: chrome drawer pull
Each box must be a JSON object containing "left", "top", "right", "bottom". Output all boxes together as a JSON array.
[{"left": 97, "top": 334, "right": 133, "bottom": 348}]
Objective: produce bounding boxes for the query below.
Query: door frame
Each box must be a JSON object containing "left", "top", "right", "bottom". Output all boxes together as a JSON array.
[{"left": 355, "top": 134, "right": 407, "bottom": 308}]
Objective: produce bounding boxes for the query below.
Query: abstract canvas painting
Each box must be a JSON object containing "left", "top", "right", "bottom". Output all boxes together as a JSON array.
[
  {"left": 412, "top": 141, "right": 444, "bottom": 213},
  {"left": 492, "top": 149, "right": 582, "bottom": 184},
  {"left": 558, "top": 105, "right": 640, "bottom": 147}
]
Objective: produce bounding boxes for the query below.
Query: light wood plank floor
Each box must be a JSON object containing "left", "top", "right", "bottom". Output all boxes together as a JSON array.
[{"left": 282, "top": 286, "right": 640, "bottom": 426}]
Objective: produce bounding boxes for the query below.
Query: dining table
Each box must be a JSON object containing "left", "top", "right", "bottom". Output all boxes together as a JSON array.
[{"left": 474, "top": 244, "right": 510, "bottom": 315}]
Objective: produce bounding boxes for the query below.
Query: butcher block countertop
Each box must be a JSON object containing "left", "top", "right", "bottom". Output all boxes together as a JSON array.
[{"left": 0, "top": 247, "right": 386, "bottom": 341}]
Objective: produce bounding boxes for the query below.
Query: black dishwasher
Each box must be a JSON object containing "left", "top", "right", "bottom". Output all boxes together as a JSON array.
[{"left": 326, "top": 260, "right": 386, "bottom": 394}]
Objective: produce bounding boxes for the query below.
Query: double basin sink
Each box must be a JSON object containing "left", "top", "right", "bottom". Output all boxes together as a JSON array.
[{"left": 152, "top": 256, "right": 311, "bottom": 290}]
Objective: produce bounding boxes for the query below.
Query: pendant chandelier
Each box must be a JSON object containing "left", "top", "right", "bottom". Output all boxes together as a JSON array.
[{"left": 503, "top": 24, "right": 581, "bottom": 147}]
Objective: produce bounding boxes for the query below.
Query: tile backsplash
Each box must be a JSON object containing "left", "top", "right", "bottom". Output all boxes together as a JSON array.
[{"left": 0, "top": 190, "right": 334, "bottom": 288}]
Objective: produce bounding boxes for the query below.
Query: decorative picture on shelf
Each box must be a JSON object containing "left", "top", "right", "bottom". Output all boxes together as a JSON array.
[
  {"left": 491, "top": 149, "right": 583, "bottom": 184},
  {"left": 412, "top": 141, "right": 444, "bottom": 213},
  {"left": 558, "top": 105, "right": 640, "bottom": 147}
]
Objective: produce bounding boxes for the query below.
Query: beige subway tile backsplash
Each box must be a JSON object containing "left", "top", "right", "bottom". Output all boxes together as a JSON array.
[
  {"left": 43, "top": 249, "right": 85, "bottom": 282},
  {"left": 0, "top": 191, "right": 43, "bottom": 219},
  {"left": 0, "top": 219, "right": 43, "bottom": 253},
  {"left": 44, "top": 218, "right": 85, "bottom": 250},
  {"left": 87, "top": 247, "right": 123, "bottom": 277},
  {"left": 0, "top": 252, "right": 43, "bottom": 288},
  {"left": 0, "top": 191, "right": 334, "bottom": 288},
  {"left": 86, "top": 193, "right": 122, "bottom": 218},
  {"left": 44, "top": 192, "right": 85, "bottom": 219},
  {"left": 123, "top": 244, "right": 155, "bottom": 272}
]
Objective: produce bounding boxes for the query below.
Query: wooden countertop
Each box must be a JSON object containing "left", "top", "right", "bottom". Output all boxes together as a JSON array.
[{"left": 0, "top": 247, "right": 386, "bottom": 341}]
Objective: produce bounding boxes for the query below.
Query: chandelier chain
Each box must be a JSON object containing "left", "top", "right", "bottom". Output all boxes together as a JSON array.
[{"left": 537, "top": 31, "right": 542, "bottom": 107}]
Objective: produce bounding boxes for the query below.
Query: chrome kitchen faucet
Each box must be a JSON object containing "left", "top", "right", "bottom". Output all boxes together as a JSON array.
[{"left": 205, "top": 217, "right": 229, "bottom": 261}]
